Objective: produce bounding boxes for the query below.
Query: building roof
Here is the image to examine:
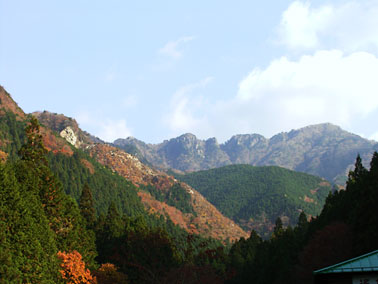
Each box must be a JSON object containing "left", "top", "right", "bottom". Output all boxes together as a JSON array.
[{"left": 314, "top": 250, "right": 378, "bottom": 275}]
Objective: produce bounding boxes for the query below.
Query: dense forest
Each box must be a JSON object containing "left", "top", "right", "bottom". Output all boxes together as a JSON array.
[
  {"left": 1, "top": 115, "right": 377, "bottom": 283},
  {"left": 225, "top": 153, "right": 378, "bottom": 283},
  {"left": 175, "top": 165, "right": 331, "bottom": 237},
  {"left": 0, "top": 116, "right": 228, "bottom": 283}
]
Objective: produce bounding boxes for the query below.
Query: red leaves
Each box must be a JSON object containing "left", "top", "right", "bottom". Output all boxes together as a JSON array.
[{"left": 57, "top": 251, "right": 96, "bottom": 284}]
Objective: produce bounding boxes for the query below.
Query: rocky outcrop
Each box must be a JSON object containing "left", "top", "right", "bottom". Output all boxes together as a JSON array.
[
  {"left": 60, "top": 126, "right": 79, "bottom": 147},
  {"left": 33, "top": 111, "right": 103, "bottom": 148}
]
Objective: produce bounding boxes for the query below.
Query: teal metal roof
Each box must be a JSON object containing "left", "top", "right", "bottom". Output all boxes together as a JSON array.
[{"left": 314, "top": 250, "right": 378, "bottom": 274}]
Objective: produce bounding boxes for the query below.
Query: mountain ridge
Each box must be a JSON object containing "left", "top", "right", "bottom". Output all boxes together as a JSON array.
[{"left": 115, "top": 123, "right": 378, "bottom": 183}]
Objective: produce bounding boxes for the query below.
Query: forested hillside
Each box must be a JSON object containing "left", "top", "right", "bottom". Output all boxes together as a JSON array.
[
  {"left": 175, "top": 165, "right": 331, "bottom": 237},
  {"left": 0, "top": 119, "right": 231, "bottom": 283},
  {"left": 0, "top": 86, "right": 243, "bottom": 283},
  {"left": 226, "top": 153, "right": 378, "bottom": 284},
  {"left": 0, "top": 86, "right": 247, "bottom": 242}
]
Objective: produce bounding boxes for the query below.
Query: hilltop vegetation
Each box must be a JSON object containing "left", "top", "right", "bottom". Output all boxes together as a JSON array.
[{"left": 175, "top": 165, "right": 331, "bottom": 236}]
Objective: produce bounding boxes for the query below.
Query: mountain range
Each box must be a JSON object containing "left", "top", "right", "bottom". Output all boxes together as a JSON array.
[
  {"left": 114, "top": 125, "right": 378, "bottom": 183},
  {"left": 2, "top": 84, "right": 377, "bottom": 239}
]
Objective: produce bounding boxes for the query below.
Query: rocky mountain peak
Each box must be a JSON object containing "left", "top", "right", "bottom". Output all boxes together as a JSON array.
[
  {"left": 205, "top": 137, "right": 219, "bottom": 146},
  {"left": 225, "top": 133, "right": 267, "bottom": 147},
  {"left": 175, "top": 133, "right": 199, "bottom": 145}
]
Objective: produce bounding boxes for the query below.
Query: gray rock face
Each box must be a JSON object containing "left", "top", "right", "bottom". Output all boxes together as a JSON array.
[
  {"left": 60, "top": 126, "right": 79, "bottom": 147},
  {"left": 113, "top": 123, "right": 378, "bottom": 182}
]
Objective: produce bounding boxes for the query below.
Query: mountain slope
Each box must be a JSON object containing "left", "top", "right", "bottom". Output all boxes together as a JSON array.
[
  {"left": 87, "top": 144, "right": 248, "bottom": 241},
  {"left": 0, "top": 86, "right": 247, "bottom": 241},
  {"left": 115, "top": 125, "right": 378, "bottom": 183},
  {"left": 175, "top": 164, "right": 332, "bottom": 237}
]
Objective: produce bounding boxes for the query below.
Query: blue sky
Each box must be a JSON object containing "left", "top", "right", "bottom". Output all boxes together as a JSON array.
[{"left": 1, "top": 0, "right": 378, "bottom": 143}]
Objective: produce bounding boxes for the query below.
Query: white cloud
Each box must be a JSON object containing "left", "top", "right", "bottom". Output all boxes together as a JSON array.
[
  {"left": 231, "top": 50, "right": 378, "bottom": 135},
  {"left": 163, "top": 77, "right": 214, "bottom": 136},
  {"left": 158, "top": 36, "right": 195, "bottom": 59},
  {"left": 370, "top": 132, "right": 378, "bottom": 142},
  {"left": 98, "top": 119, "right": 132, "bottom": 142},
  {"left": 277, "top": 1, "right": 333, "bottom": 49},
  {"left": 165, "top": 50, "right": 378, "bottom": 142},
  {"left": 76, "top": 111, "right": 132, "bottom": 142},
  {"left": 122, "top": 95, "right": 138, "bottom": 109},
  {"left": 277, "top": 1, "right": 378, "bottom": 52}
]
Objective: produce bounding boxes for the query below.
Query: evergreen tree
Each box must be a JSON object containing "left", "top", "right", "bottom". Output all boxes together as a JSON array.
[
  {"left": 347, "top": 154, "right": 367, "bottom": 185},
  {"left": 273, "top": 217, "right": 283, "bottom": 236},
  {"left": 17, "top": 117, "right": 97, "bottom": 267},
  {"left": 0, "top": 162, "right": 60, "bottom": 283},
  {"left": 106, "top": 202, "right": 125, "bottom": 239},
  {"left": 18, "top": 116, "right": 48, "bottom": 167},
  {"left": 80, "top": 182, "right": 96, "bottom": 229}
]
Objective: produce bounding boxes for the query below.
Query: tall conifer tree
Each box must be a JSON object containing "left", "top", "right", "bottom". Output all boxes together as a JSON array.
[
  {"left": 18, "top": 117, "right": 97, "bottom": 266},
  {"left": 0, "top": 162, "right": 60, "bottom": 283},
  {"left": 79, "top": 182, "right": 96, "bottom": 229}
]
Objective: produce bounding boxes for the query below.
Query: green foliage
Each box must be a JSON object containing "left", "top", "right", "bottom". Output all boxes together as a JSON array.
[
  {"left": 19, "top": 118, "right": 97, "bottom": 267},
  {"left": 0, "top": 162, "right": 61, "bottom": 283},
  {"left": 176, "top": 164, "right": 331, "bottom": 234},
  {"left": 48, "top": 151, "right": 146, "bottom": 218},
  {"left": 18, "top": 116, "right": 48, "bottom": 166},
  {"left": 0, "top": 98, "right": 233, "bottom": 282},
  {"left": 141, "top": 183, "right": 195, "bottom": 214},
  {"left": 0, "top": 111, "right": 26, "bottom": 160},
  {"left": 79, "top": 183, "right": 97, "bottom": 229},
  {"left": 95, "top": 207, "right": 227, "bottom": 284},
  {"left": 227, "top": 153, "right": 378, "bottom": 284}
]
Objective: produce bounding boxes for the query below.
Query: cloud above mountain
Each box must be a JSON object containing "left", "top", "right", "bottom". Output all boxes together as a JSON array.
[
  {"left": 277, "top": 1, "right": 378, "bottom": 52},
  {"left": 76, "top": 111, "right": 132, "bottom": 142},
  {"left": 163, "top": 1, "right": 378, "bottom": 142}
]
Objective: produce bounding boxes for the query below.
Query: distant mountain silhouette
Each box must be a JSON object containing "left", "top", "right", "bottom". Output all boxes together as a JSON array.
[{"left": 114, "top": 124, "right": 378, "bottom": 183}]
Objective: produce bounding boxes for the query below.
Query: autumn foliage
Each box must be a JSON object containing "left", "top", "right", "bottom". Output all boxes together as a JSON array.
[
  {"left": 93, "top": 263, "right": 128, "bottom": 284},
  {"left": 57, "top": 251, "right": 96, "bottom": 284}
]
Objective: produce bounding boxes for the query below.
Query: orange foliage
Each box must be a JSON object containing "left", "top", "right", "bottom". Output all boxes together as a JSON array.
[
  {"left": 0, "top": 150, "right": 7, "bottom": 163},
  {"left": 0, "top": 86, "right": 26, "bottom": 119},
  {"left": 81, "top": 159, "right": 95, "bottom": 174},
  {"left": 57, "top": 251, "right": 96, "bottom": 284},
  {"left": 93, "top": 263, "right": 128, "bottom": 284},
  {"left": 41, "top": 128, "right": 74, "bottom": 156}
]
